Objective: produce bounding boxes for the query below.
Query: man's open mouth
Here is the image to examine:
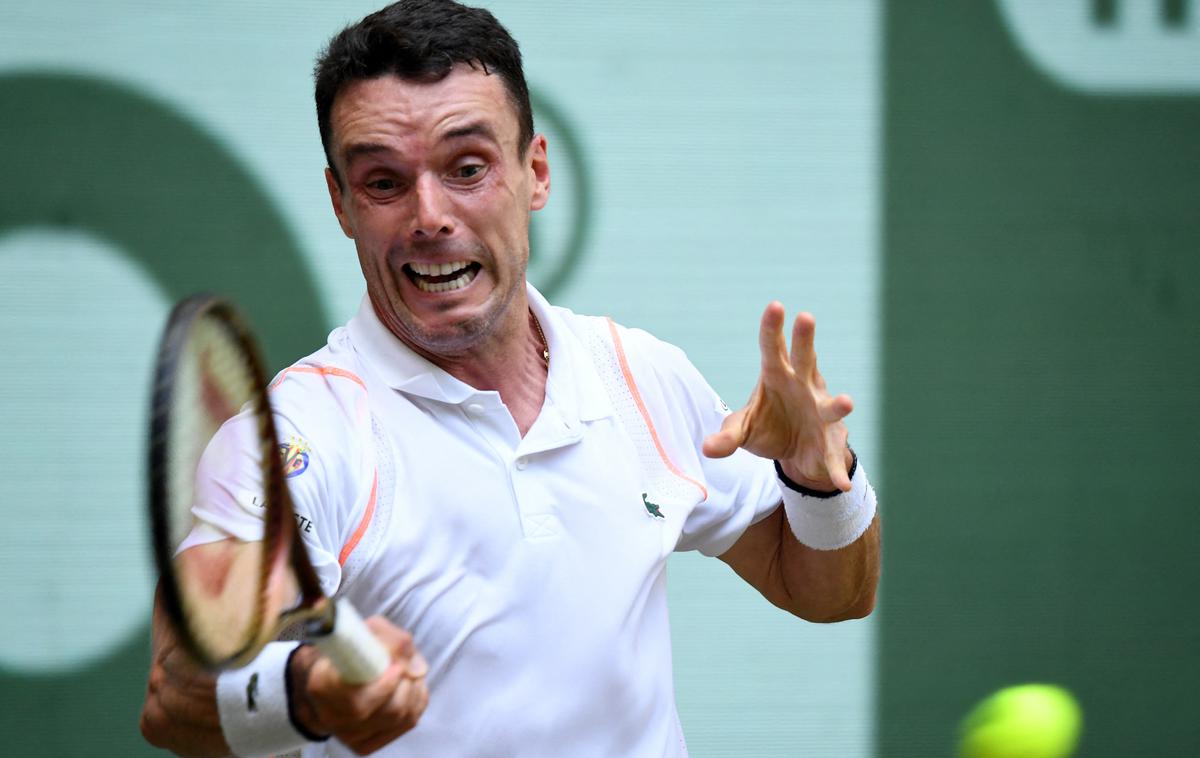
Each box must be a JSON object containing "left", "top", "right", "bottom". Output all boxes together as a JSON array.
[{"left": 403, "top": 261, "right": 482, "bottom": 293}]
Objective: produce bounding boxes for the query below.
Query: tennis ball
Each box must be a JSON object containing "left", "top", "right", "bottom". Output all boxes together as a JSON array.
[{"left": 958, "top": 683, "right": 1082, "bottom": 758}]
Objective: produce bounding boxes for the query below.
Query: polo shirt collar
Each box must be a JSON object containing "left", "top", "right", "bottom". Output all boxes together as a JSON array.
[
  {"left": 345, "top": 283, "right": 614, "bottom": 424},
  {"left": 528, "top": 284, "right": 613, "bottom": 424},
  {"left": 346, "top": 295, "right": 473, "bottom": 404}
]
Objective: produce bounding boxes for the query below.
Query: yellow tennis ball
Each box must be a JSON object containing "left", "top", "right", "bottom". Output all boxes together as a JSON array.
[{"left": 958, "top": 683, "right": 1082, "bottom": 758}]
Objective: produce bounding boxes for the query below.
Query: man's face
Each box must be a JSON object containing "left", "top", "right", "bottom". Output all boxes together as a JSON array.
[{"left": 325, "top": 67, "right": 549, "bottom": 358}]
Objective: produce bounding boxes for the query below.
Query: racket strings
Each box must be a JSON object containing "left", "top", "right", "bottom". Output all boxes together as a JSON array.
[{"left": 166, "top": 311, "right": 271, "bottom": 662}]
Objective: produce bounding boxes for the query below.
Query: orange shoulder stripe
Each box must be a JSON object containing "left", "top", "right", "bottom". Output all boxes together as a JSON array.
[
  {"left": 268, "top": 365, "right": 376, "bottom": 565},
  {"left": 339, "top": 470, "right": 378, "bottom": 567},
  {"left": 606, "top": 318, "right": 709, "bottom": 501},
  {"left": 269, "top": 365, "right": 368, "bottom": 393}
]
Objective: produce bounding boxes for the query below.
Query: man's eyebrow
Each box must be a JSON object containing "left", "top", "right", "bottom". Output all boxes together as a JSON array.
[
  {"left": 442, "top": 122, "right": 498, "bottom": 143},
  {"left": 340, "top": 142, "right": 389, "bottom": 166}
]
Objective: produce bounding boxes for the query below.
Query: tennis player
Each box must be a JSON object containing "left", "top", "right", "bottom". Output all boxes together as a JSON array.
[{"left": 140, "top": 1, "right": 880, "bottom": 755}]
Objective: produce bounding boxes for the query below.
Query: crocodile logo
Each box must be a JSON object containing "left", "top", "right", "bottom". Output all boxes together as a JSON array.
[{"left": 642, "top": 493, "right": 665, "bottom": 520}]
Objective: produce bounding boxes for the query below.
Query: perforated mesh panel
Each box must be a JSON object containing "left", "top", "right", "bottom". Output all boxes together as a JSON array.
[{"left": 581, "top": 317, "right": 704, "bottom": 511}]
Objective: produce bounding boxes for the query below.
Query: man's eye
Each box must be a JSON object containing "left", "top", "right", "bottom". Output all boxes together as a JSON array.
[
  {"left": 452, "top": 164, "right": 486, "bottom": 181},
  {"left": 367, "top": 178, "right": 397, "bottom": 191}
]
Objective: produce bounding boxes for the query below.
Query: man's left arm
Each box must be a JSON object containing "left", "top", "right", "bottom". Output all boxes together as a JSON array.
[
  {"left": 718, "top": 494, "right": 880, "bottom": 622},
  {"left": 703, "top": 302, "right": 881, "bottom": 622}
]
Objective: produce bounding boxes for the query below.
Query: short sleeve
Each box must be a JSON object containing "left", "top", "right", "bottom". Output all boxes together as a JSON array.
[
  {"left": 176, "top": 411, "right": 271, "bottom": 553},
  {"left": 174, "top": 363, "right": 377, "bottom": 600},
  {"left": 268, "top": 365, "right": 379, "bottom": 597}
]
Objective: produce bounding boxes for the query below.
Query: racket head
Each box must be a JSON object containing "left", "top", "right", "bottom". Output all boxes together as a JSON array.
[{"left": 147, "top": 294, "right": 317, "bottom": 669}]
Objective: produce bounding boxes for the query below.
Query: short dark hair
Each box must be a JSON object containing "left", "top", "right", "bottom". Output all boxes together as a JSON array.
[{"left": 314, "top": 0, "right": 534, "bottom": 183}]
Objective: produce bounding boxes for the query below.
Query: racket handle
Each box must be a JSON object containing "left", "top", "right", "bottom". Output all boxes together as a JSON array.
[{"left": 312, "top": 598, "right": 390, "bottom": 684}]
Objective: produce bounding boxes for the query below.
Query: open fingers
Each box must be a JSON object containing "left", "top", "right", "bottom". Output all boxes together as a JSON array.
[
  {"left": 826, "top": 455, "right": 852, "bottom": 492},
  {"left": 789, "top": 311, "right": 817, "bottom": 378},
  {"left": 702, "top": 408, "right": 748, "bottom": 459},
  {"left": 824, "top": 440, "right": 853, "bottom": 492},
  {"left": 820, "top": 393, "right": 854, "bottom": 424},
  {"left": 758, "top": 301, "right": 790, "bottom": 374}
]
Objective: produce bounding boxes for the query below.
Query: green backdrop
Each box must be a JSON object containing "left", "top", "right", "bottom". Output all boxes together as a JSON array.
[{"left": 880, "top": 1, "right": 1200, "bottom": 756}]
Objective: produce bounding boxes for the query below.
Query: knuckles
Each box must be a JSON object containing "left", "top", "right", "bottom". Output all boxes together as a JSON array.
[
  {"left": 323, "top": 675, "right": 429, "bottom": 754},
  {"left": 297, "top": 619, "right": 428, "bottom": 752}
]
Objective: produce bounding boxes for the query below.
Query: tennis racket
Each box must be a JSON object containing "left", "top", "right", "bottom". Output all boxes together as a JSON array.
[{"left": 147, "top": 294, "right": 388, "bottom": 683}]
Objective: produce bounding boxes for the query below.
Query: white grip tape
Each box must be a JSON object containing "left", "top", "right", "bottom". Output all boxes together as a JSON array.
[
  {"left": 781, "top": 462, "right": 877, "bottom": 551},
  {"left": 313, "top": 598, "right": 390, "bottom": 684},
  {"left": 216, "top": 641, "right": 308, "bottom": 758}
]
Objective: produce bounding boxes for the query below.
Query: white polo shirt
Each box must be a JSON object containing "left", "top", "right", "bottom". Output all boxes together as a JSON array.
[{"left": 220, "top": 285, "right": 783, "bottom": 756}]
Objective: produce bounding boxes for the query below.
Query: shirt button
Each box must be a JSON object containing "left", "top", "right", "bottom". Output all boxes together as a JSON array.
[
  {"left": 515, "top": 456, "right": 529, "bottom": 470},
  {"left": 466, "top": 403, "right": 485, "bottom": 415}
]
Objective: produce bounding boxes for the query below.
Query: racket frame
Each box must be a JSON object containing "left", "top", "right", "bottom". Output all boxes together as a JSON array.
[
  {"left": 148, "top": 295, "right": 309, "bottom": 668},
  {"left": 148, "top": 294, "right": 383, "bottom": 682}
]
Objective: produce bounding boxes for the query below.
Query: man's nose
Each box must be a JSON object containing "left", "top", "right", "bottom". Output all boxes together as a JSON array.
[{"left": 409, "top": 174, "right": 455, "bottom": 240}]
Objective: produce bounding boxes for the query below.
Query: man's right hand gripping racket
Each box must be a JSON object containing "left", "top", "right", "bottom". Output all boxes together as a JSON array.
[{"left": 147, "top": 294, "right": 388, "bottom": 682}]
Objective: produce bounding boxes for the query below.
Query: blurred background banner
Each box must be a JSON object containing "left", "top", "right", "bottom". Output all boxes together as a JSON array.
[{"left": 1, "top": 1, "right": 1195, "bottom": 757}]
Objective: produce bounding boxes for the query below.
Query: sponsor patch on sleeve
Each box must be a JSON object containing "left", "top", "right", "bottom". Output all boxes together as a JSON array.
[{"left": 280, "top": 436, "right": 311, "bottom": 478}]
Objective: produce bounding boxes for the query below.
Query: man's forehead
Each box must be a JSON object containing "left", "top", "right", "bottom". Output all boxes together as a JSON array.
[{"left": 330, "top": 66, "right": 519, "bottom": 148}]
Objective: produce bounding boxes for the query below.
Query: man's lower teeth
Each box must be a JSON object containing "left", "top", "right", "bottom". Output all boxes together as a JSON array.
[{"left": 417, "top": 270, "right": 473, "bottom": 293}]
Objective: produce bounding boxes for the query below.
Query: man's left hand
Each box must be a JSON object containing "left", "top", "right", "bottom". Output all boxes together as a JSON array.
[{"left": 702, "top": 302, "right": 854, "bottom": 491}]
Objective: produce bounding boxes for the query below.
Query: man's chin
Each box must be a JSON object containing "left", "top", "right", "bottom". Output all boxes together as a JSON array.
[
  {"left": 382, "top": 276, "right": 522, "bottom": 354},
  {"left": 404, "top": 307, "right": 500, "bottom": 355}
]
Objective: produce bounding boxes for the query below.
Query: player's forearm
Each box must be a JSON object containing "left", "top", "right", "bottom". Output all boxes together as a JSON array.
[
  {"left": 771, "top": 453, "right": 881, "bottom": 622},
  {"left": 778, "top": 513, "right": 880, "bottom": 623}
]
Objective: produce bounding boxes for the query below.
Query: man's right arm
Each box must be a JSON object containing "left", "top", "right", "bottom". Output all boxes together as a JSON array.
[{"left": 140, "top": 587, "right": 429, "bottom": 757}]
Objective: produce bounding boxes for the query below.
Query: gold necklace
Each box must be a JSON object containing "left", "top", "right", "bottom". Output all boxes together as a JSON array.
[{"left": 531, "top": 311, "right": 550, "bottom": 366}]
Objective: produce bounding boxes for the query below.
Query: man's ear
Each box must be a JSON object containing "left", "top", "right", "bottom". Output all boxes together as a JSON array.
[
  {"left": 527, "top": 134, "right": 550, "bottom": 212},
  {"left": 325, "top": 167, "right": 355, "bottom": 239}
]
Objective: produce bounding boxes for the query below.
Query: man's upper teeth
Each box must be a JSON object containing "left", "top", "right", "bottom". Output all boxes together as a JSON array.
[{"left": 411, "top": 261, "right": 469, "bottom": 276}]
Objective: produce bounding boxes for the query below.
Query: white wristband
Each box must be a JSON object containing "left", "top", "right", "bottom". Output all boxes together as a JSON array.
[
  {"left": 217, "top": 641, "right": 317, "bottom": 758},
  {"left": 779, "top": 458, "right": 876, "bottom": 550}
]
